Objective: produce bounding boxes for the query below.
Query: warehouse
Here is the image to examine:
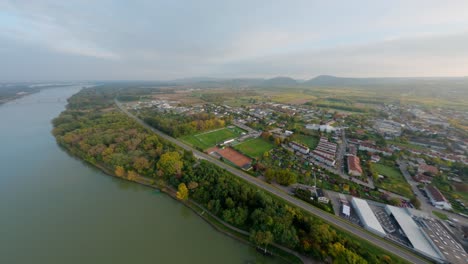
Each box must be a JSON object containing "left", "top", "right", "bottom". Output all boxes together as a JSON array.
[{"left": 351, "top": 198, "right": 386, "bottom": 237}]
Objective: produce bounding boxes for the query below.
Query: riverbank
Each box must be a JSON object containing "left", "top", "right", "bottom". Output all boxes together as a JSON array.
[{"left": 66, "top": 151, "right": 307, "bottom": 264}]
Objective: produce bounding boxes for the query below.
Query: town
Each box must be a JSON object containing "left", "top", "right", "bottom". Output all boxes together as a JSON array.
[{"left": 121, "top": 86, "right": 468, "bottom": 264}]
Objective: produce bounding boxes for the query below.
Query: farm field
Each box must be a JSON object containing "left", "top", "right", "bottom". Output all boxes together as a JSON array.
[
  {"left": 180, "top": 127, "right": 245, "bottom": 150},
  {"left": 372, "top": 163, "right": 413, "bottom": 198},
  {"left": 293, "top": 134, "right": 319, "bottom": 149},
  {"left": 234, "top": 138, "right": 274, "bottom": 158}
]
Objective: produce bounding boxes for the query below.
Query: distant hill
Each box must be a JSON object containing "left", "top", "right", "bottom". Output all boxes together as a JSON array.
[
  {"left": 259, "top": 76, "right": 298, "bottom": 87},
  {"left": 303, "top": 75, "right": 468, "bottom": 89}
]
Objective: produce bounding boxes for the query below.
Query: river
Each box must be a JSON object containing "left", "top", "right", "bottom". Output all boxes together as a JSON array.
[{"left": 0, "top": 86, "right": 283, "bottom": 264}]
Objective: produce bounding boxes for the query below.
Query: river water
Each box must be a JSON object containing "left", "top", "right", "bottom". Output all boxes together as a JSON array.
[{"left": 0, "top": 86, "right": 282, "bottom": 264}]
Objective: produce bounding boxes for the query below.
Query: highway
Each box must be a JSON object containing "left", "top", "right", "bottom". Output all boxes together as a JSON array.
[{"left": 115, "top": 100, "right": 430, "bottom": 264}]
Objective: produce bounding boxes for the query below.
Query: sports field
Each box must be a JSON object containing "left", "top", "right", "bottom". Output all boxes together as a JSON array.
[
  {"left": 180, "top": 127, "right": 245, "bottom": 150},
  {"left": 234, "top": 138, "right": 274, "bottom": 158},
  {"left": 208, "top": 146, "right": 252, "bottom": 168}
]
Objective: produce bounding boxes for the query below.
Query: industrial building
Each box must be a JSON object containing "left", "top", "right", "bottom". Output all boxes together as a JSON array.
[
  {"left": 350, "top": 198, "right": 467, "bottom": 264},
  {"left": 351, "top": 198, "right": 386, "bottom": 237}
]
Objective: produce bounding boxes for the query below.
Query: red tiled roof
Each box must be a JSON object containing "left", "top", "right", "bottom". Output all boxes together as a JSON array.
[
  {"left": 418, "top": 164, "right": 438, "bottom": 175},
  {"left": 347, "top": 155, "right": 362, "bottom": 174},
  {"left": 426, "top": 185, "right": 446, "bottom": 202}
]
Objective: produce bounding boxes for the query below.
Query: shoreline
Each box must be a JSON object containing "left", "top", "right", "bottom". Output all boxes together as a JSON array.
[{"left": 56, "top": 143, "right": 307, "bottom": 264}]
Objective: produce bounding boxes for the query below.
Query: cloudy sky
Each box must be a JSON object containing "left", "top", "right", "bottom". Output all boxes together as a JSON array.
[{"left": 1, "top": 0, "right": 468, "bottom": 80}]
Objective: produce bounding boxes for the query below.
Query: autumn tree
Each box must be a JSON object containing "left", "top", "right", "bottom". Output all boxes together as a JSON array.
[
  {"left": 176, "top": 183, "right": 189, "bottom": 200},
  {"left": 250, "top": 230, "right": 273, "bottom": 254},
  {"left": 274, "top": 137, "right": 282, "bottom": 146},
  {"left": 133, "top": 156, "right": 150, "bottom": 174},
  {"left": 157, "top": 151, "right": 183, "bottom": 179},
  {"left": 115, "top": 166, "right": 126, "bottom": 178},
  {"left": 187, "top": 181, "right": 199, "bottom": 190},
  {"left": 127, "top": 170, "right": 138, "bottom": 181}
]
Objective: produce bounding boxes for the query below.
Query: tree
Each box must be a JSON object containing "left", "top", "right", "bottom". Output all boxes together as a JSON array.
[
  {"left": 115, "top": 166, "right": 126, "bottom": 178},
  {"left": 274, "top": 137, "right": 282, "bottom": 146},
  {"left": 265, "top": 169, "right": 275, "bottom": 183},
  {"left": 187, "top": 181, "right": 199, "bottom": 190},
  {"left": 133, "top": 156, "right": 150, "bottom": 174},
  {"left": 250, "top": 230, "right": 273, "bottom": 254},
  {"left": 157, "top": 151, "right": 183, "bottom": 179},
  {"left": 410, "top": 196, "right": 421, "bottom": 209},
  {"left": 176, "top": 183, "right": 189, "bottom": 200},
  {"left": 127, "top": 170, "right": 138, "bottom": 181},
  {"left": 388, "top": 197, "right": 401, "bottom": 206}
]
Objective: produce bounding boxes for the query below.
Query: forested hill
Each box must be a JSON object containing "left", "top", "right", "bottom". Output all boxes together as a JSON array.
[{"left": 52, "top": 86, "right": 408, "bottom": 264}]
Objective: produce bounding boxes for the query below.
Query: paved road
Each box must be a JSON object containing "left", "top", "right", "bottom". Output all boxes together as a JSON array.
[{"left": 116, "top": 100, "right": 430, "bottom": 264}]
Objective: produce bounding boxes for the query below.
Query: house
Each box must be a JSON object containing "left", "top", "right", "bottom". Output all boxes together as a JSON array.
[
  {"left": 425, "top": 185, "right": 452, "bottom": 210},
  {"left": 289, "top": 141, "right": 310, "bottom": 154},
  {"left": 414, "top": 174, "right": 432, "bottom": 184},
  {"left": 347, "top": 155, "right": 362, "bottom": 177},
  {"left": 370, "top": 155, "right": 381, "bottom": 163},
  {"left": 418, "top": 164, "right": 439, "bottom": 175}
]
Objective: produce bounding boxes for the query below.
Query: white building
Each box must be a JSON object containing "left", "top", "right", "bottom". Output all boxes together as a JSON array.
[
  {"left": 351, "top": 198, "right": 386, "bottom": 237},
  {"left": 289, "top": 141, "right": 310, "bottom": 154}
]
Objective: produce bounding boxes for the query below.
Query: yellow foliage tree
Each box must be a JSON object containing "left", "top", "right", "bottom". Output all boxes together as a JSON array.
[
  {"left": 115, "top": 166, "right": 126, "bottom": 178},
  {"left": 127, "top": 170, "right": 138, "bottom": 181},
  {"left": 176, "top": 183, "right": 189, "bottom": 201}
]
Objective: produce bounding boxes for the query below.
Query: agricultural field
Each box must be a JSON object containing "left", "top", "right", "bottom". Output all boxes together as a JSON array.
[
  {"left": 180, "top": 126, "right": 246, "bottom": 150},
  {"left": 372, "top": 164, "right": 413, "bottom": 198},
  {"left": 293, "top": 134, "right": 319, "bottom": 149},
  {"left": 234, "top": 138, "right": 274, "bottom": 158}
]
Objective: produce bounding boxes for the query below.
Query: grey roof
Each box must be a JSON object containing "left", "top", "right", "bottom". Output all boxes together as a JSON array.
[
  {"left": 385, "top": 206, "right": 440, "bottom": 260},
  {"left": 352, "top": 198, "right": 386, "bottom": 236}
]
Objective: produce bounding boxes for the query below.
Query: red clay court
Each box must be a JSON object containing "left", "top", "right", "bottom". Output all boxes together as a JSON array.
[{"left": 207, "top": 146, "right": 252, "bottom": 170}]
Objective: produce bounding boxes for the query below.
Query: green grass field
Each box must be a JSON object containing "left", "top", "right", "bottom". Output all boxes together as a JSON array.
[
  {"left": 293, "top": 134, "right": 319, "bottom": 149},
  {"left": 180, "top": 127, "right": 246, "bottom": 150},
  {"left": 234, "top": 138, "right": 274, "bottom": 158},
  {"left": 372, "top": 164, "right": 413, "bottom": 198},
  {"left": 432, "top": 211, "right": 449, "bottom": 220}
]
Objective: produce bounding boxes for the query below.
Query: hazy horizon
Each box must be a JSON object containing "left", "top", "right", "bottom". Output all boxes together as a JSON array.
[{"left": 1, "top": 1, "right": 468, "bottom": 81}]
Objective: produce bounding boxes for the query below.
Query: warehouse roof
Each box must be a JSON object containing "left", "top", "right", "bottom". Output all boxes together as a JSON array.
[
  {"left": 385, "top": 206, "right": 440, "bottom": 260},
  {"left": 352, "top": 198, "right": 385, "bottom": 236}
]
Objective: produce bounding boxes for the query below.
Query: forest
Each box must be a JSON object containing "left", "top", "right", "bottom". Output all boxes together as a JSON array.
[
  {"left": 142, "top": 111, "right": 226, "bottom": 138},
  {"left": 52, "top": 86, "right": 407, "bottom": 264}
]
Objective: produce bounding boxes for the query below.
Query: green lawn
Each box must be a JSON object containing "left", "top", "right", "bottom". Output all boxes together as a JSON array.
[
  {"left": 372, "top": 164, "right": 413, "bottom": 198},
  {"left": 293, "top": 134, "right": 319, "bottom": 149},
  {"left": 180, "top": 127, "right": 246, "bottom": 150},
  {"left": 234, "top": 138, "right": 274, "bottom": 158},
  {"left": 432, "top": 211, "right": 449, "bottom": 220}
]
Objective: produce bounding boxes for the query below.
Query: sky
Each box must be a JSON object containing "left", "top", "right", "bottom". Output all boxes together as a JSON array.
[{"left": 1, "top": 0, "right": 468, "bottom": 81}]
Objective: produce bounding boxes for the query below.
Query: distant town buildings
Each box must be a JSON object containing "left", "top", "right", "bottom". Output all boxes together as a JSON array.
[{"left": 305, "top": 124, "right": 337, "bottom": 133}]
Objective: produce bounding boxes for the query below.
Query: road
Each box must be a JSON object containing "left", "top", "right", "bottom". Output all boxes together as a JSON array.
[{"left": 115, "top": 100, "right": 430, "bottom": 264}]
